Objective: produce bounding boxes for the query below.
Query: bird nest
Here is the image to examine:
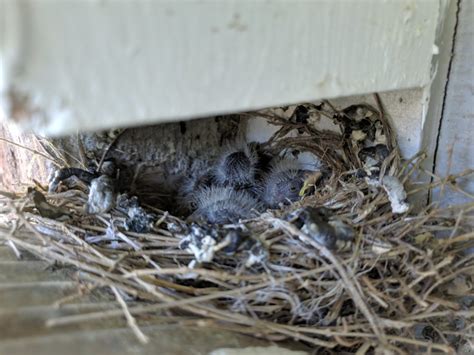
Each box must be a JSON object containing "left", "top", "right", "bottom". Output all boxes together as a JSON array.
[{"left": 1, "top": 96, "right": 473, "bottom": 354}]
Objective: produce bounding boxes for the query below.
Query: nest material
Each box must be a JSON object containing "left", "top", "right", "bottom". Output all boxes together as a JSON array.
[{"left": 1, "top": 96, "right": 473, "bottom": 354}]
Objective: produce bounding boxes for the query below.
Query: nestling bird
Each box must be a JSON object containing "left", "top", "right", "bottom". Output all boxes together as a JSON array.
[
  {"left": 258, "top": 157, "right": 307, "bottom": 209},
  {"left": 85, "top": 175, "right": 117, "bottom": 214},
  {"left": 188, "top": 186, "right": 261, "bottom": 224},
  {"left": 213, "top": 144, "right": 258, "bottom": 189},
  {"left": 177, "top": 169, "right": 214, "bottom": 214},
  {"left": 288, "top": 207, "right": 354, "bottom": 250}
]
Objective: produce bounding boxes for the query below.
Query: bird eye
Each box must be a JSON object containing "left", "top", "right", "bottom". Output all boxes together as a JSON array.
[
  {"left": 290, "top": 186, "right": 298, "bottom": 192},
  {"left": 190, "top": 201, "right": 197, "bottom": 209}
]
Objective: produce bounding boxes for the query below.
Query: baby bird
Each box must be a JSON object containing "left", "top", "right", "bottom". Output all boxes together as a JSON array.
[
  {"left": 213, "top": 144, "right": 258, "bottom": 189},
  {"left": 259, "top": 158, "right": 306, "bottom": 209},
  {"left": 288, "top": 207, "right": 354, "bottom": 250},
  {"left": 85, "top": 175, "right": 117, "bottom": 214},
  {"left": 188, "top": 186, "right": 261, "bottom": 224},
  {"left": 177, "top": 170, "right": 214, "bottom": 214}
]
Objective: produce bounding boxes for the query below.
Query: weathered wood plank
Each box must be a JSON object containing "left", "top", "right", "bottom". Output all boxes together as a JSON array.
[
  {"left": 0, "top": 262, "right": 67, "bottom": 283},
  {"left": 0, "top": 304, "right": 125, "bottom": 340},
  {"left": 433, "top": 0, "right": 474, "bottom": 206},
  {"left": 0, "top": 284, "right": 76, "bottom": 308},
  {"left": 0, "top": 325, "right": 278, "bottom": 355},
  {"left": 0, "top": 246, "right": 37, "bottom": 261}
]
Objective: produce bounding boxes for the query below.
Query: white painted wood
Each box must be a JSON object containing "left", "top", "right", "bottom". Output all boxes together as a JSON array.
[{"left": 0, "top": 0, "right": 442, "bottom": 136}]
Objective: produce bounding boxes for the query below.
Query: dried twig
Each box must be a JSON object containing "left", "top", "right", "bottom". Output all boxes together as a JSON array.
[{"left": 111, "top": 286, "right": 149, "bottom": 344}]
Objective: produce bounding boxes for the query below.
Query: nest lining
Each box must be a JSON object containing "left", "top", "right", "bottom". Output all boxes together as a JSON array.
[{"left": 0, "top": 95, "right": 473, "bottom": 354}]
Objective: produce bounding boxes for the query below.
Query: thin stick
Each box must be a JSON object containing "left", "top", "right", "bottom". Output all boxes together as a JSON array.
[
  {"left": 111, "top": 286, "right": 149, "bottom": 344},
  {"left": 97, "top": 129, "right": 127, "bottom": 172}
]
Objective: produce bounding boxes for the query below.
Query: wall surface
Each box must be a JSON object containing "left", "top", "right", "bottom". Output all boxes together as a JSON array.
[
  {"left": 1, "top": 0, "right": 441, "bottom": 136},
  {"left": 432, "top": 0, "right": 474, "bottom": 206}
]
